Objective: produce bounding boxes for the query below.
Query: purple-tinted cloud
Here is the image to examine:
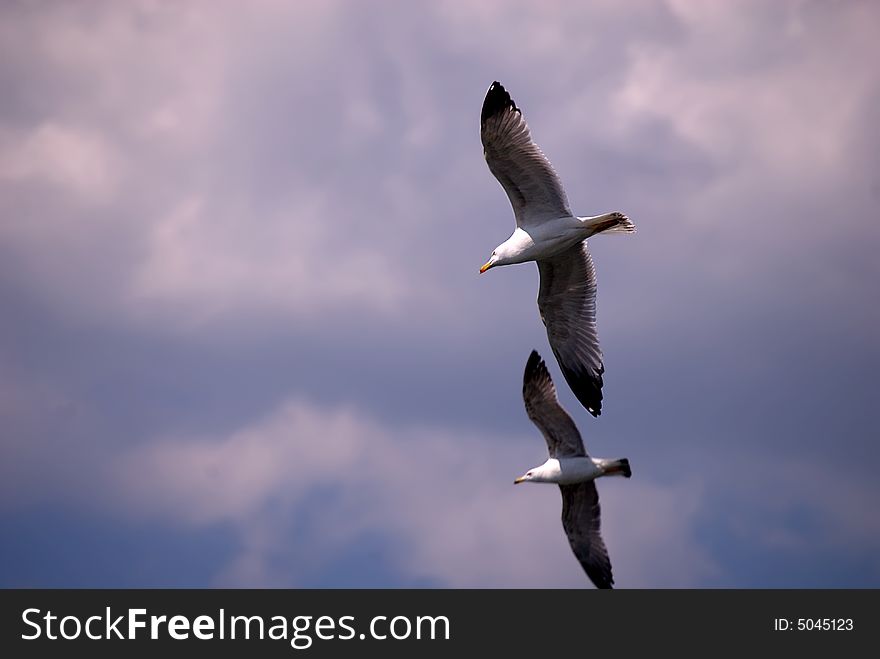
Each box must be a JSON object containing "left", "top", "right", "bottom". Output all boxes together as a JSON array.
[{"left": 1, "top": 0, "right": 878, "bottom": 587}]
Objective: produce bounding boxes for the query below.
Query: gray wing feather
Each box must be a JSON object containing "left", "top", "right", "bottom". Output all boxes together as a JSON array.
[
  {"left": 480, "top": 82, "right": 572, "bottom": 228},
  {"left": 560, "top": 482, "right": 613, "bottom": 589},
  {"left": 522, "top": 350, "right": 587, "bottom": 458},
  {"left": 537, "top": 242, "right": 605, "bottom": 417}
]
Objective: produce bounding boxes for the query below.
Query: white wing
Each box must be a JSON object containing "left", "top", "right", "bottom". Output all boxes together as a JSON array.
[
  {"left": 537, "top": 242, "right": 604, "bottom": 416},
  {"left": 560, "top": 482, "right": 614, "bottom": 589},
  {"left": 480, "top": 81, "right": 572, "bottom": 228},
  {"left": 522, "top": 350, "right": 587, "bottom": 458}
]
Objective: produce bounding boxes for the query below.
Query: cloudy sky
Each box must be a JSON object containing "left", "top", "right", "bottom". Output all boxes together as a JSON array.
[{"left": 1, "top": 1, "right": 878, "bottom": 588}]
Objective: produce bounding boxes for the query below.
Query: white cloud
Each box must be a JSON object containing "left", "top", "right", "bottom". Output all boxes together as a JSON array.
[
  {"left": 114, "top": 400, "right": 366, "bottom": 526},
  {"left": 602, "top": 478, "right": 720, "bottom": 587},
  {"left": 0, "top": 123, "right": 121, "bottom": 201},
  {"left": 615, "top": 1, "right": 878, "bottom": 200},
  {"left": 128, "top": 192, "right": 406, "bottom": 328},
  {"left": 109, "top": 397, "right": 714, "bottom": 587},
  {"left": 0, "top": 1, "right": 426, "bottom": 332},
  {"left": 3, "top": 0, "right": 873, "bottom": 338}
]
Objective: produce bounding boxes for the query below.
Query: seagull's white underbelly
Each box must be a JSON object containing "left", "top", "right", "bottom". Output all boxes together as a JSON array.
[
  {"left": 514, "top": 218, "right": 588, "bottom": 262},
  {"left": 543, "top": 457, "right": 604, "bottom": 484}
]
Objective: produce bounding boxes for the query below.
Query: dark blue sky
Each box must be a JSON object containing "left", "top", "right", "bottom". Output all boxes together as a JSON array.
[{"left": 1, "top": 1, "right": 878, "bottom": 587}]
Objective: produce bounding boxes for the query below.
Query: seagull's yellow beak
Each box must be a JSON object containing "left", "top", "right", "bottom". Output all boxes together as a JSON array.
[
  {"left": 479, "top": 261, "right": 493, "bottom": 274},
  {"left": 514, "top": 476, "right": 526, "bottom": 484}
]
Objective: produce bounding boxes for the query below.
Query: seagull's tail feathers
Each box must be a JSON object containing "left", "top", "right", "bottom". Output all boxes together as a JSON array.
[
  {"left": 580, "top": 212, "right": 635, "bottom": 237},
  {"left": 600, "top": 458, "right": 632, "bottom": 478}
]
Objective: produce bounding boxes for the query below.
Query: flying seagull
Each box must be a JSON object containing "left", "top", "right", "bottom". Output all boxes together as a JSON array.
[
  {"left": 479, "top": 81, "right": 634, "bottom": 416},
  {"left": 516, "top": 350, "right": 631, "bottom": 589}
]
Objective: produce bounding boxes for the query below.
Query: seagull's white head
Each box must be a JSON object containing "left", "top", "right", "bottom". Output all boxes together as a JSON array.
[
  {"left": 479, "top": 241, "right": 517, "bottom": 274},
  {"left": 481, "top": 230, "right": 536, "bottom": 273},
  {"left": 479, "top": 248, "right": 501, "bottom": 274},
  {"left": 514, "top": 464, "right": 550, "bottom": 484},
  {"left": 479, "top": 251, "right": 498, "bottom": 274}
]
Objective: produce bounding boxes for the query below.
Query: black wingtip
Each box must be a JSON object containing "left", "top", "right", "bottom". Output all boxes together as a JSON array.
[
  {"left": 558, "top": 360, "right": 604, "bottom": 417},
  {"left": 584, "top": 564, "right": 614, "bottom": 589},
  {"left": 526, "top": 348, "right": 542, "bottom": 370},
  {"left": 586, "top": 562, "right": 615, "bottom": 589},
  {"left": 524, "top": 349, "right": 548, "bottom": 387},
  {"left": 481, "top": 81, "right": 517, "bottom": 124}
]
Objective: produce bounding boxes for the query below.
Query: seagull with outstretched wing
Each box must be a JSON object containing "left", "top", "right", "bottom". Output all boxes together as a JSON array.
[
  {"left": 479, "top": 81, "right": 634, "bottom": 417},
  {"left": 516, "top": 350, "right": 632, "bottom": 589}
]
